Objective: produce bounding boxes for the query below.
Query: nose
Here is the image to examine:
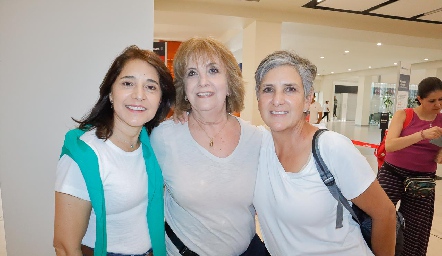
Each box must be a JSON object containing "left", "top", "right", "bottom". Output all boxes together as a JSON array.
[
  {"left": 272, "top": 90, "right": 284, "bottom": 106},
  {"left": 198, "top": 73, "right": 209, "bottom": 87},
  {"left": 133, "top": 84, "right": 146, "bottom": 101}
]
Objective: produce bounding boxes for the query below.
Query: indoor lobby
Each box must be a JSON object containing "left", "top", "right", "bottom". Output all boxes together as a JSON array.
[{"left": 1, "top": 0, "right": 441, "bottom": 255}]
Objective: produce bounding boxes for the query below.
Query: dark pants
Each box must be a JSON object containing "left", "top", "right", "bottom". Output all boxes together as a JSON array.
[
  {"left": 81, "top": 245, "right": 152, "bottom": 256},
  {"left": 333, "top": 105, "right": 337, "bottom": 117},
  {"left": 239, "top": 234, "right": 270, "bottom": 256},
  {"left": 322, "top": 112, "right": 329, "bottom": 122},
  {"left": 377, "top": 162, "right": 435, "bottom": 256}
]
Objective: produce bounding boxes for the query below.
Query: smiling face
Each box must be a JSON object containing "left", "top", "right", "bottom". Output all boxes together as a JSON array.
[
  {"left": 109, "top": 59, "right": 162, "bottom": 132},
  {"left": 258, "top": 65, "right": 311, "bottom": 132},
  {"left": 418, "top": 89, "right": 442, "bottom": 115},
  {"left": 183, "top": 57, "right": 229, "bottom": 114}
]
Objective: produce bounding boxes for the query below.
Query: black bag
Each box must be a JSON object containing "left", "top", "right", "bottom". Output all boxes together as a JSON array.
[
  {"left": 312, "top": 129, "right": 405, "bottom": 255},
  {"left": 404, "top": 177, "right": 436, "bottom": 197}
]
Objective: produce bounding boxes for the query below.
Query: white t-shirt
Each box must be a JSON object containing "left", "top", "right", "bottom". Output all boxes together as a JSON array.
[
  {"left": 150, "top": 117, "right": 262, "bottom": 256},
  {"left": 254, "top": 128, "right": 375, "bottom": 256},
  {"left": 309, "top": 101, "right": 322, "bottom": 124},
  {"left": 323, "top": 103, "right": 330, "bottom": 113},
  {"left": 55, "top": 130, "right": 151, "bottom": 254}
]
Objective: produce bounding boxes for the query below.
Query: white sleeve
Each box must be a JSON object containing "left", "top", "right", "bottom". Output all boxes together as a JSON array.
[
  {"left": 319, "top": 131, "right": 375, "bottom": 200},
  {"left": 55, "top": 154, "right": 90, "bottom": 201}
]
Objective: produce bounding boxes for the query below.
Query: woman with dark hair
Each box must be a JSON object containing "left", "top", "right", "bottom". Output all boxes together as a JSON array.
[
  {"left": 379, "top": 77, "right": 442, "bottom": 256},
  {"left": 53, "top": 45, "right": 175, "bottom": 256},
  {"left": 150, "top": 37, "right": 267, "bottom": 256}
]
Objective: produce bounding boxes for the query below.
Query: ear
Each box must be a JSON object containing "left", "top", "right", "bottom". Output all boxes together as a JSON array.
[
  {"left": 304, "top": 91, "right": 314, "bottom": 111},
  {"left": 417, "top": 96, "right": 422, "bottom": 104}
]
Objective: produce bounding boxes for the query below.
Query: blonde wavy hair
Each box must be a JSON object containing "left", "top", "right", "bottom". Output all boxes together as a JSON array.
[{"left": 173, "top": 37, "right": 245, "bottom": 116}]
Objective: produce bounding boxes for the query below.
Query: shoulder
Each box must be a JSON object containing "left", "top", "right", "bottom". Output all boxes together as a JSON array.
[{"left": 151, "top": 119, "right": 179, "bottom": 137}]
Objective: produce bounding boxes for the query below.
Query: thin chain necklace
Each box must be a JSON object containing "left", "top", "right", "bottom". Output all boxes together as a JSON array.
[
  {"left": 113, "top": 133, "right": 139, "bottom": 149},
  {"left": 193, "top": 115, "right": 229, "bottom": 147}
]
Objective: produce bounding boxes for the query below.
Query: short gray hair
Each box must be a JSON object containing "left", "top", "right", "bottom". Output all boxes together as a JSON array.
[{"left": 255, "top": 50, "right": 317, "bottom": 99}]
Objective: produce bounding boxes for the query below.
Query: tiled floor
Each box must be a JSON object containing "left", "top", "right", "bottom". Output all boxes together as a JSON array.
[
  {"left": 0, "top": 120, "right": 440, "bottom": 255},
  {"left": 256, "top": 119, "right": 442, "bottom": 255}
]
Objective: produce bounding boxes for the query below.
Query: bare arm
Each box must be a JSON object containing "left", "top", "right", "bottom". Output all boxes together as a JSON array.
[
  {"left": 54, "top": 192, "right": 91, "bottom": 256},
  {"left": 351, "top": 180, "right": 396, "bottom": 256},
  {"left": 386, "top": 110, "right": 442, "bottom": 152}
]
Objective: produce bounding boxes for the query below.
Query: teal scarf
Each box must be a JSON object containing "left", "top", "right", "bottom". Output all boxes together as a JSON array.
[{"left": 60, "top": 127, "right": 166, "bottom": 256}]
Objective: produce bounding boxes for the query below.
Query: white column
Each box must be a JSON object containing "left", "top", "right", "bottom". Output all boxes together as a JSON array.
[
  {"left": 241, "top": 21, "right": 281, "bottom": 126},
  {"left": 341, "top": 93, "right": 349, "bottom": 121},
  {"left": 0, "top": 1, "right": 154, "bottom": 255},
  {"left": 355, "top": 76, "right": 373, "bottom": 126}
]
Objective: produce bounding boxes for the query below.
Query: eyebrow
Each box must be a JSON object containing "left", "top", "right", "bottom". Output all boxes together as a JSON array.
[{"left": 120, "top": 76, "right": 159, "bottom": 85}]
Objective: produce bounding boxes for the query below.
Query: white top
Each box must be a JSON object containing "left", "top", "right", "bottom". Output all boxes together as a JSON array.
[
  {"left": 55, "top": 130, "right": 151, "bottom": 254},
  {"left": 323, "top": 103, "right": 330, "bottom": 112},
  {"left": 150, "top": 117, "right": 262, "bottom": 256},
  {"left": 254, "top": 128, "right": 375, "bottom": 256},
  {"left": 309, "top": 101, "right": 322, "bottom": 124}
]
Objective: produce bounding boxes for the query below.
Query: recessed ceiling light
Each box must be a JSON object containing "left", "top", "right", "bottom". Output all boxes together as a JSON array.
[
  {"left": 394, "top": 63, "right": 397, "bottom": 65},
  {"left": 377, "top": 43, "right": 382, "bottom": 46},
  {"left": 320, "top": 56, "right": 325, "bottom": 59},
  {"left": 317, "top": 73, "right": 321, "bottom": 76},
  {"left": 317, "top": 0, "right": 324, "bottom": 3},
  {"left": 348, "top": 69, "right": 351, "bottom": 71},
  {"left": 344, "top": 50, "right": 349, "bottom": 53},
  {"left": 369, "top": 66, "right": 372, "bottom": 69},
  {"left": 331, "top": 72, "right": 334, "bottom": 74},
  {"left": 424, "top": 58, "right": 429, "bottom": 61}
]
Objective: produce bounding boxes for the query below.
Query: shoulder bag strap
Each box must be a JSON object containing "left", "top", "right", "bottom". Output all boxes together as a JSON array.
[{"left": 312, "top": 129, "right": 360, "bottom": 228}]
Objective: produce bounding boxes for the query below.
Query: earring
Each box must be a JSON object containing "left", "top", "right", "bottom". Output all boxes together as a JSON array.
[
  {"left": 184, "top": 96, "right": 188, "bottom": 102},
  {"left": 110, "top": 99, "right": 114, "bottom": 109}
]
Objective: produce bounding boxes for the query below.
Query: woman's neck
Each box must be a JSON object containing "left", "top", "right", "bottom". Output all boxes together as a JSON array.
[{"left": 415, "top": 106, "right": 437, "bottom": 121}]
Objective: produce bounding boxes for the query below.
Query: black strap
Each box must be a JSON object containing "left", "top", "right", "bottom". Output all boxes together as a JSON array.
[
  {"left": 312, "top": 129, "right": 361, "bottom": 228},
  {"left": 165, "top": 222, "right": 199, "bottom": 256}
]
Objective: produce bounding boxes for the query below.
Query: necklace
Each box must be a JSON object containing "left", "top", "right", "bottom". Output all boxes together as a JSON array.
[
  {"left": 193, "top": 115, "right": 229, "bottom": 147},
  {"left": 114, "top": 133, "right": 139, "bottom": 149}
]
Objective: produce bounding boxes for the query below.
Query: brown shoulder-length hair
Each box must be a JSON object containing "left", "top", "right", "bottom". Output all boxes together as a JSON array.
[
  {"left": 74, "top": 45, "right": 175, "bottom": 136},
  {"left": 173, "top": 37, "right": 244, "bottom": 116}
]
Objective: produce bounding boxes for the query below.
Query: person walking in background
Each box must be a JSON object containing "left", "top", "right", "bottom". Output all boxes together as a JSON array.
[
  {"left": 150, "top": 37, "right": 268, "bottom": 256},
  {"left": 333, "top": 95, "right": 338, "bottom": 117},
  {"left": 308, "top": 94, "right": 322, "bottom": 126},
  {"left": 378, "top": 77, "right": 442, "bottom": 256},
  {"left": 322, "top": 100, "right": 330, "bottom": 122},
  {"left": 253, "top": 50, "right": 396, "bottom": 256},
  {"left": 54, "top": 46, "right": 176, "bottom": 256}
]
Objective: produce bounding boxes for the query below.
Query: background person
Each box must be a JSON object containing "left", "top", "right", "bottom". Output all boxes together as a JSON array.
[
  {"left": 53, "top": 46, "right": 175, "bottom": 256},
  {"left": 253, "top": 50, "right": 396, "bottom": 256},
  {"left": 308, "top": 94, "right": 322, "bottom": 125},
  {"left": 333, "top": 95, "right": 338, "bottom": 117},
  {"left": 379, "top": 76, "right": 442, "bottom": 256},
  {"left": 150, "top": 37, "right": 267, "bottom": 256},
  {"left": 322, "top": 100, "right": 330, "bottom": 122}
]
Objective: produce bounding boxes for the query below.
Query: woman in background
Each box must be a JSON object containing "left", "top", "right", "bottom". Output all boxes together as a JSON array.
[
  {"left": 379, "top": 77, "right": 442, "bottom": 256},
  {"left": 150, "top": 37, "right": 267, "bottom": 256},
  {"left": 54, "top": 46, "right": 175, "bottom": 256}
]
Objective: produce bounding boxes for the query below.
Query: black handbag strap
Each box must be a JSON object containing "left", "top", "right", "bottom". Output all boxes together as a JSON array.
[{"left": 312, "top": 129, "right": 361, "bottom": 228}]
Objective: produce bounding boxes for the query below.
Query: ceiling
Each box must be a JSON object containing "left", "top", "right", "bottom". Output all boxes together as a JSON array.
[{"left": 154, "top": 0, "right": 442, "bottom": 79}]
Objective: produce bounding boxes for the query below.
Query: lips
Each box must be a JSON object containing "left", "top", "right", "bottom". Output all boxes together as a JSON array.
[
  {"left": 270, "top": 111, "right": 288, "bottom": 115},
  {"left": 126, "top": 105, "right": 146, "bottom": 111},
  {"left": 196, "top": 92, "right": 213, "bottom": 97}
]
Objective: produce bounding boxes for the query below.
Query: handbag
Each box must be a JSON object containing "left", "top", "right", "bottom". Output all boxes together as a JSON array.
[
  {"left": 312, "top": 129, "right": 405, "bottom": 255},
  {"left": 404, "top": 177, "right": 436, "bottom": 197}
]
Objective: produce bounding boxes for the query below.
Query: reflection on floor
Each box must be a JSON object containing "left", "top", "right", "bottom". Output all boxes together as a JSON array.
[
  {"left": 0, "top": 120, "right": 440, "bottom": 255},
  {"left": 256, "top": 120, "right": 442, "bottom": 255}
]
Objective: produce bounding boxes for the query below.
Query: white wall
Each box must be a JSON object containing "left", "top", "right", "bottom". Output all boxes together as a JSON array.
[{"left": 0, "top": 1, "right": 154, "bottom": 254}]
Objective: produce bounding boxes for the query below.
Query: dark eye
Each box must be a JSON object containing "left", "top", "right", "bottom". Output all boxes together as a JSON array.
[
  {"left": 209, "top": 67, "right": 219, "bottom": 74},
  {"left": 262, "top": 87, "right": 273, "bottom": 93},
  {"left": 122, "top": 81, "right": 133, "bottom": 87},
  {"left": 285, "top": 86, "right": 296, "bottom": 92},
  {"left": 145, "top": 84, "right": 158, "bottom": 91},
  {"left": 187, "top": 70, "right": 197, "bottom": 77}
]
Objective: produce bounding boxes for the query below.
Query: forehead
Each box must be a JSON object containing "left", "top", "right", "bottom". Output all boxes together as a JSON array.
[
  {"left": 186, "top": 53, "right": 223, "bottom": 67},
  {"left": 425, "top": 90, "right": 442, "bottom": 99},
  {"left": 262, "top": 65, "right": 302, "bottom": 82}
]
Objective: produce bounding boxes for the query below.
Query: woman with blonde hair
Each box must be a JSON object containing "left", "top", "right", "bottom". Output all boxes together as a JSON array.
[{"left": 151, "top": 37, "right": 267, "bottom": 256}]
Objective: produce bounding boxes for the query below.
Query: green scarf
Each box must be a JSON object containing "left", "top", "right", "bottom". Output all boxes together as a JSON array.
[{"left": 60, "top": 127, "right": 166, "bottom": 256}]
